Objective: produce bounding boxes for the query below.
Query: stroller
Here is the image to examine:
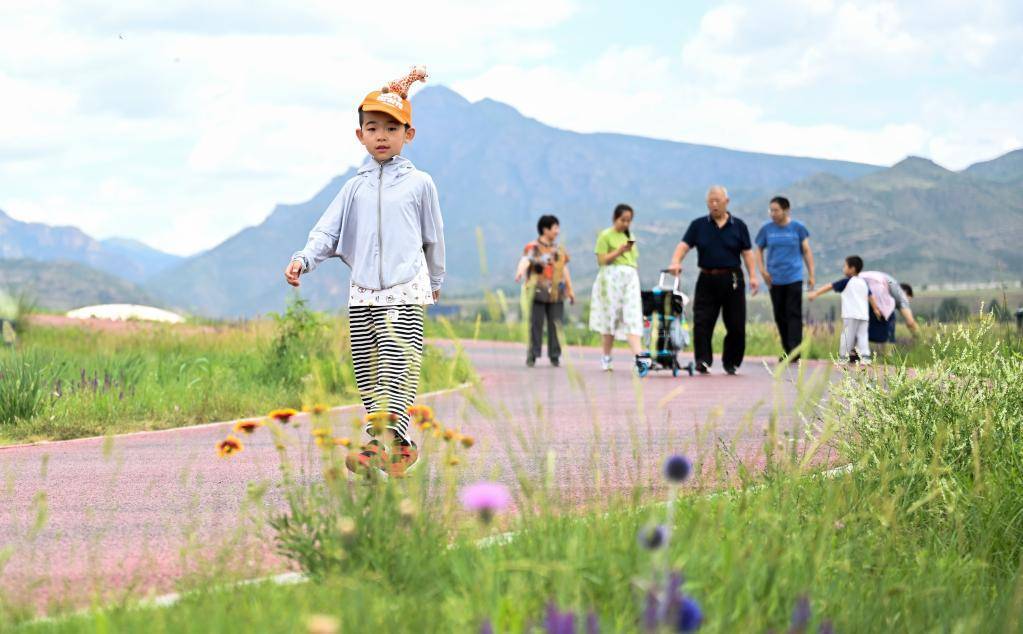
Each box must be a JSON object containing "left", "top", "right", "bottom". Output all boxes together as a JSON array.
[{"left": 640, "top": 271, "right": 695, "bottom": 377}]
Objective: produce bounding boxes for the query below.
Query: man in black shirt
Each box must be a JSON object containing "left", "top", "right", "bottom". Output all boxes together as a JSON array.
[{"left": 667, "top": 186, "right": 759, "bottom": 375}]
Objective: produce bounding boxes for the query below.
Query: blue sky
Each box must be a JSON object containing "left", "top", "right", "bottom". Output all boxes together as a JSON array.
[{"left": 1, "top": 1, "right": 1020, "bottom": 255}]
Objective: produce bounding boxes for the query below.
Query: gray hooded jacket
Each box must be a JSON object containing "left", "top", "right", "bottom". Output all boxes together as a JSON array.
[{"left": 292, "top": 155, "right": 445, "bottom": 291}]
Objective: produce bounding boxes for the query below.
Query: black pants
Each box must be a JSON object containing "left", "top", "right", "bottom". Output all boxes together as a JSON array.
[
  {"left": 769, "top": 281, "right": 803, "bottom": 355},
  {"left": 693, "top": 271, "right": 746, "bottom": 369},
  {"left": 528, "top": 300, "right": 563, "bottom": 362}
]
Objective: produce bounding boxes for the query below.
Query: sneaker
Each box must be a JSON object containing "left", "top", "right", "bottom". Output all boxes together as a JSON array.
[
  {"left": 695, "top": 362, "right": 710, "bottom": 374},
  {"left": 386, "top": 438, "right": 420, "bottom": 477},
  {"left": 345, "top": 439, "right": 390, "bottom": 476},
  {"left": 724, "top": 365, "right": 737, "bottom": 375},
  {"left": 526, "top": 357, "right": 536, "bottom": 368},
  {"left": 550, "top": 358, "right": 560, "bottom": 367},
  {"left": 600, "top": 355, "right": 613, "bottom": 372}
]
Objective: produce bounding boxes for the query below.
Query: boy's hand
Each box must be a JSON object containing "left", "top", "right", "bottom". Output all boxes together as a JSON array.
[
  {"left": 567, "top": 290, "right": 576, "bottom": 305},
  {"left": 749, "top": 277, "right": 760, "bottom": 295},
  {"left": 433, "top": 289, "right": 441, "bottom": 302},
  {"left": 666, "top": 263, "right": 681, "bottom": 275},
  {"left": 873, "top": 308, "right": 883, "bottom": 320},
  {"left": 284, "top": 260, "right": 303, "bottom": 287},
  {"left": 761, "top": 271, "right": 773, "bottom": 288}
]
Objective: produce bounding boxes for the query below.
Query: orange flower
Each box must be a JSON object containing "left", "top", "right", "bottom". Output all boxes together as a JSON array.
[
  {"left": 217, "top": 435, "right": 243, "bottom": 457},
  {"left": 268, "top": 408, "right": 299, "bottom": 423},
  {"left": 460, "top": 435, "right": 475, "bottom": 449},
  {"left": 443, "top": 428, "right": 457, "bottom": 442},
  {"left": 302, "top": 403, "right": 330, "bottom": 415},
  {"left": 233, "top": 419, "right": 263, "bottom": 435},
  {"left": 334, "top": 437, "right": 352, "bottom": 448},
  {"left": 407, "top": 404, "right": 434, "bottom": 425}
]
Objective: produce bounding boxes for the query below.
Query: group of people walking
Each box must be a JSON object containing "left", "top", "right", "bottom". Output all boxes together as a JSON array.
[{"left": 519, "top": 186, "right": 919, "bottom": 373}]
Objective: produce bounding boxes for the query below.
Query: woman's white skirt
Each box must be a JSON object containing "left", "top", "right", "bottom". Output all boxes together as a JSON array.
[{"left": 589, "top": 265, "right": 643, "bottom": 339}]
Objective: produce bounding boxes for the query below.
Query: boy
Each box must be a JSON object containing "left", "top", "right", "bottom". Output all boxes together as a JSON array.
[
  {"left": 284, "top": 66, "right": 444, "bottom": 477},
  {"left": 514, "top": 214, "right": 575, "bottom": 367},
  {"left": 807, "top": 255, "right": 881, "bottom": 365}
]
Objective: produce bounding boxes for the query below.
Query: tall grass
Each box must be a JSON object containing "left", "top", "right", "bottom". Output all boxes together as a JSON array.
[{"left": 12, "top": 317, "right": 1023, "bottom": 632}]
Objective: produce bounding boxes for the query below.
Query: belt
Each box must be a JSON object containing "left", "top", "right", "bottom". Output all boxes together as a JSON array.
[{"left": 700, "top": 268, "right": 741, "bottom": 275}]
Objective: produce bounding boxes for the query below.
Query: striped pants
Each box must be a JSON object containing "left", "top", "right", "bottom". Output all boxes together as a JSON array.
[{"left": 349, "top": 305, "right": 425, "bottom": 440}]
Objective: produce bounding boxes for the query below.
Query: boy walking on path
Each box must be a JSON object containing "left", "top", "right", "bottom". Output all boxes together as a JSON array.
[
  {"left": 755, "top": 196, "right": 815, "bottom": 360},
  {"left": 808, "top": 256, "right": 881, "bottom": 365},
  {"left": 284, "top": 66, "right": 444, "bottom": 477},
  {"left": 515, "top": 214, "right": 575, "bottom": 367}
]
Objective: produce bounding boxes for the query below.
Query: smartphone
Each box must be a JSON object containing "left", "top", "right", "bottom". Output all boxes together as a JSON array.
[{"left": 627, "top": 239, "right": 636, "bottom": 245}]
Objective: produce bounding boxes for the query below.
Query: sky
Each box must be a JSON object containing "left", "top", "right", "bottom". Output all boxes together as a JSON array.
[{"left": 1, "top": 1, "right": 1020, "bottom": 256}]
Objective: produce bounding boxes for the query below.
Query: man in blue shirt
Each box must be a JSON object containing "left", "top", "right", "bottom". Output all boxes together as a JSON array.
[
  {"left": 667, "top": 185, "right": 759, "bottom": 375},
  {"left": 755, "top": 196, "right": 815, "bottom": 361}
]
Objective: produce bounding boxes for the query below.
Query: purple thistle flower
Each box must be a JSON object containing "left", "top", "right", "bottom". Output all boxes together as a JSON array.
[
  {"left": 789, "top": 595, "right": 811, "bottom": 633},
  {"left": 638, "top": 525, "right": 668, "bottom": 550},
  {"left": 479, "top": 619, "right": 494, "bottom": 634},
  {"left": 544, "top": 603, "right": 576, "bottom": 634},
  {"left": 664, "top": 455, "right": 692, "bottom": 483},
  {"left": 460, "top": 481, "right": 512, "bottom": 523},
  {"left": 676, "top": 597, "right": 702, "bottom": 632}
]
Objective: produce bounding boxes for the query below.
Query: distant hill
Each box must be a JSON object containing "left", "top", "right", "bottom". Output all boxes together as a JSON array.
[
  {"left": 964, "top": 149, "right": 1023, "bottom": 185},
  {"left": 0, "top": 210, "right": 182, "bottom": 283},
  {"left": 0, "top": 259, "right": 157, "bottom": 312},
  {"left": 147, "top": 86, "right": 882, "bottom": 317}
]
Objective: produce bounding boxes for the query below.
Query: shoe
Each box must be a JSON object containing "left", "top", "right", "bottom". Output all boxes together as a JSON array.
[
  {"left": 550, "top": 358, "right": 560, "bottom": 367},
  {"left": 345, "top": 439, "right": 390, "bottom": 476},
  {"left": 526, "top": 357, "right": 536, "bottom": 367},
  {"left": 695, "top": 362, "right": 710, "bottom": 374},
  {"left": 724, "top": 365, "right": 737, "bottom": 375},
  {"left": 385, "top": 437, "right": 420, "bottom": 477},
  {"left": 600, "top": 355, "right": 613, "bottom": 372},
  {"left": 635, "top": 353, "right": 653, "bottom": 377}
]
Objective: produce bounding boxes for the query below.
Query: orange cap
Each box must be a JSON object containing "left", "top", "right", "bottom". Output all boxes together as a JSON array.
[{"left": 359, "top": 65, "right": 428, "bottom": 125}]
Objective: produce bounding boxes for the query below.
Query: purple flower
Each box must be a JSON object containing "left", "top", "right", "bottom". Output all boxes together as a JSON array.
[
  {"left": 545, "top": 603, "right": 576, "bottom": 634},
  {"left": 586, "top": 611, "right": 600, "bottom": 634},
  {"left": 664, "top": 455, "right": 692, "bottom": 483},
  {"left": 676, "top": 597, "right": 702, "bottom": 632},
  {"left": 479, "top": 619, "right": 494, "bottom": 634},
  {"left": 790, "top": 596, "right": 811, "bottom": 633},
  {"left": 817, "top": 621, "right": 833, "bottom": 634},
  {"left": 639, "top": 525, "right": 668, "bottom": 550},
  {"left": 460, "top": 481, "right": 512, "bottom": 523}
]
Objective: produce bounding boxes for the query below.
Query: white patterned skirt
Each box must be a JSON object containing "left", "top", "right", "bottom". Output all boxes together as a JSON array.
[
  {"left": 349, "top": 252, "right": 434, "bottom": 307},
  {"left": 589, "top": 265, "right": 643, "bottom": 339}
]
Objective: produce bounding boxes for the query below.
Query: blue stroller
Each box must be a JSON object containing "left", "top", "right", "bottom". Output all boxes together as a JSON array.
[{"left": 640, "top": 271, "right": 695, "bottom": 377}]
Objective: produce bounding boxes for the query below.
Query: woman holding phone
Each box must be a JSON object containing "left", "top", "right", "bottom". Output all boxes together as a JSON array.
[{"left": 589, "top": 203, "right": 651, "bottom": 374}]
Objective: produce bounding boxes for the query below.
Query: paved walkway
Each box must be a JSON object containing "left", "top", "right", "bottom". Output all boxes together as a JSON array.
[{"left": 0, "top": 339, "right": 833, "bottom": 611}]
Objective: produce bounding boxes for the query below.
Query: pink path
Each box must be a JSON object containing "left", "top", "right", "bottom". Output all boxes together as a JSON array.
[{"left": 0, "top": 339, "right": 832, "bottom": 611}]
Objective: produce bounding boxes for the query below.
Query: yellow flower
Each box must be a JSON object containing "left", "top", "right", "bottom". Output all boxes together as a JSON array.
[
  {"left": 233, "top": 419, "right": 263, "bottom": 434},
  {"left": 268, "top": 408, "right": 299, "bottom": 423},
  {"left": 447, "top": 456, "right": 461, "bottom": 466},
  {"left": 311, "top": 427, "right": 330, "bottom": 438},
  {"left": 364, "top": 411, "right": 396, "bottom": 432},
  {"left": 443, "top": 428, "right": 457, "bottom": 442},
  {"left": 407, "top": 404, "right": 434, "bottom": 425},
  {"left": 302, "top": 403, "right": 330, "bottom": 415},
  {"left": 460, "top": 435, "right": 475, "bottom": 449},
  {"left": 334, "top": 437, "right": 352, "bottom": 448},
  {"left": 217, "top": 435, "right": 243, "bottom": 457},
  {"left": 420, "top": 421, "right": 433, "bottom": 431},
  {"left": 306, "top": 614, "right": 340, "bottom": 634}
]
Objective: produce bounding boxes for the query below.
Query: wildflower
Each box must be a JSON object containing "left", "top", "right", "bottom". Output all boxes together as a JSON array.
[
  {"left": 545, "top": 603, "right": 576, "bottom": 634},
  {"left": 479, "top": 620, "right": 494, "bottom": 634},
  {"left": 443, "top": 428, "right": 457, "bottom": 442},
  {"left": 364, "top": 411, "right": 397, "bottom": 432},
  {"left": 460, "top": 481, "right": 512, "bottom": 523},
  {"left": 460, "top": 434, "right": 475, "bottom": 448},
  {"left": 399, "top": 498, "right": 417, "bottom": 519},
  {"left": 408, "top": 404, "right": 434, "bottom": 425},
  {"left": 448, "top": 456, "right": 461, "bottom": 466},
  {"left": 664, "top": 455, "right": 692, "bottom": 483},
  {"left": 268, "top": 408, "right": 299, "bottom": 424},
  {"left": 334, "top": 437, "right": 352, "bottom": 448},
  {"left": 790, "top": 595, "right": 811, "bottom": 633},
  {"left": 233, "top": 419, "right": 263, "bottom": 435},
  {"left": 676, "top": 597, "right": 702, "bottom": 632},
  {"left": 421, "top": 421, "right": 434, "bottom": 431},
  {"left": 306, "top": 614, "right": 339, "bottom": 634},
  {"left": 311, "top": 427, "right": 331, "bottom": 446},
  {"left": 638, "top": 525, "right": 667, "bottom": 550},
  {"left": 338, "top": 516, "right": 356, "bottom": 536},
  {"left": 216, "top": 436, "right": 243, "bottom": 457},
  {"left": 302, "top": 403, "right": 330, "bottom": 415}
]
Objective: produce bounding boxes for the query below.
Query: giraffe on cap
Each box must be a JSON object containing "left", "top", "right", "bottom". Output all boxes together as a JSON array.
[{"left": 382, "top": 65, "right": 428, "bottom": 99}]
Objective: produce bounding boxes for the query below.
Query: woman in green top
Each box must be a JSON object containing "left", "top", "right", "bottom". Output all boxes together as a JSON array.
[{"left": 589, "top": 204, "right": 651, "bottom": 374}]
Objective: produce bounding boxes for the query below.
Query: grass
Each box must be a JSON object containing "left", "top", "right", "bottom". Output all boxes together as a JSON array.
[
  {"left": 9, "top": 317, "right": 1023, "bottom": 632},
  {"left": 0, "top": 298, "right": 474, "bottom": 443}
]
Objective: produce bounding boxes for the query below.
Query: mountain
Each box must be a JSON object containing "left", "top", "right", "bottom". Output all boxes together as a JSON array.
[
  {"left": 624, "top": 155, "right": 1023, "bottom": 292},
  {"left": 0, "top": 210, "right": 182, "bottom": 283},
  {"left": 965, "top": 149, "right": 1023, "bottom": 185},
  {"left": 0, "top": 259, "right": 157, "bottom": 312},
  {"left": 148, "top": 85, "right": 882, "bottom": 317}
]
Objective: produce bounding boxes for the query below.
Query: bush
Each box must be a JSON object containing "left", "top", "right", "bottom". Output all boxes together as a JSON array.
[
  {"left": 0, "top": 351, "right": 61, "bottom": 426},
  {"left": 262, "top": 295, "right": 332, "bottom": 389}
]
